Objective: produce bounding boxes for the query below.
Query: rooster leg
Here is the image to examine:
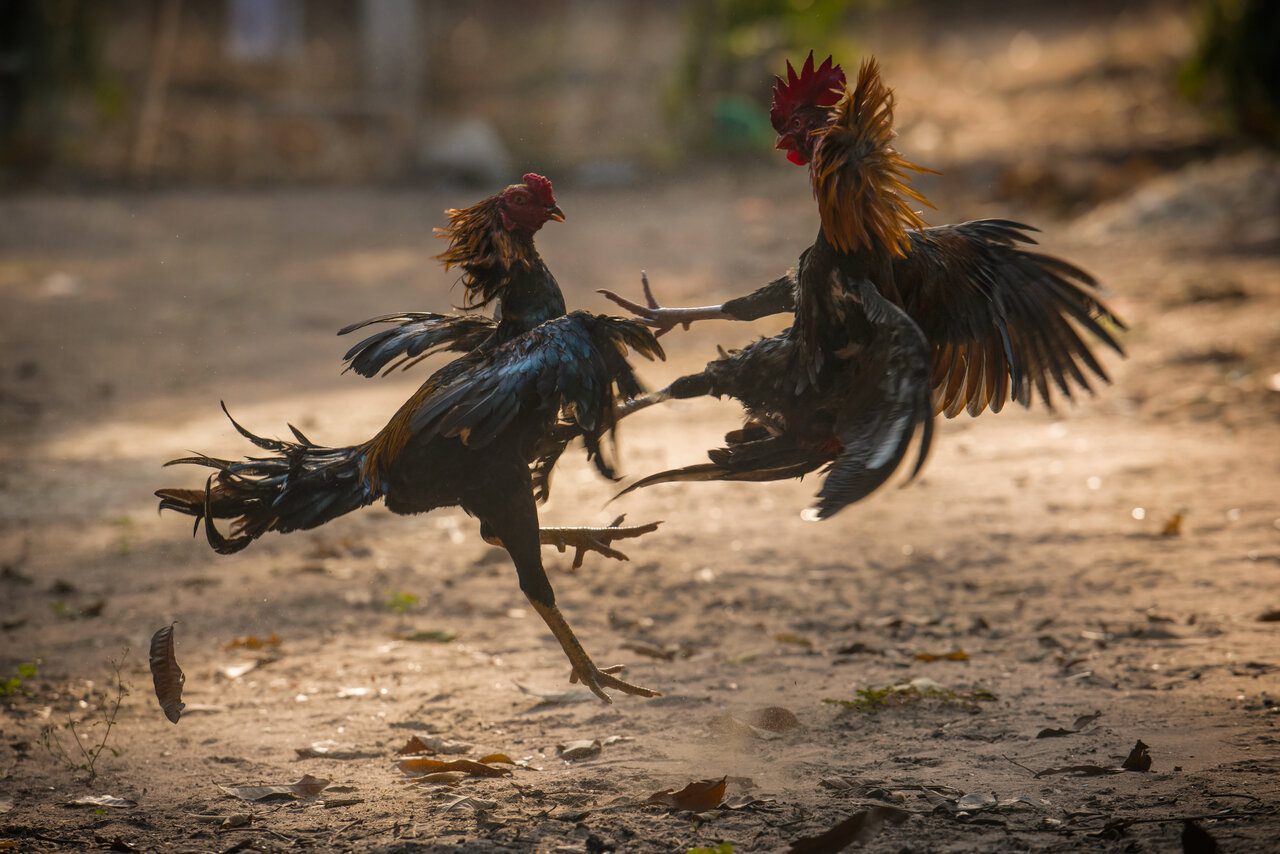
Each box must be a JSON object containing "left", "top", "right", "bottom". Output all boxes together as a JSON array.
[
  {"left": 537, "top": 516, "right": 662, "bottom": 569},
  {"left": 483, "top": 517, "right": 661, "bottom": 570},
  {"left": 597, "top": 271, "right": 727, "bottom": 336},
  {"left": 474, "top": 483, "right": 660, "bottom": 702},
  {"left": 615, "top": 388, "right": 671, "bottom": 420},
  {"left": 530, "top": 601, "right": 661, "bottom": 702}
]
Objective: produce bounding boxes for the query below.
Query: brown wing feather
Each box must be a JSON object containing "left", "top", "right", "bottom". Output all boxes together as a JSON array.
[{"left": 894, "top": 219, "right": 1125, "bottom": 416}]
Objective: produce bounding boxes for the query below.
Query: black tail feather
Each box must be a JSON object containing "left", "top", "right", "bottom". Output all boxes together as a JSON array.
[{"left": 157, "top": 406, "right": 379, "bottom": 555}]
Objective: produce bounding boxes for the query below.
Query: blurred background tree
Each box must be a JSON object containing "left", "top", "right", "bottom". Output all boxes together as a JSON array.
[
  {"left": 1180, "top": 0, "right": 1279, "bottom": 145},
  {"left": 664, "top": 0, "right": 872, "bottom": 160},
  {"left": 0, "top": 0, "right": 118, "bottom": 182}
]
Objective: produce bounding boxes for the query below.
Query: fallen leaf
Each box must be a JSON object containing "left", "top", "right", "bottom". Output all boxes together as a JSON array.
[
  {"left": 412, "top": 771, "right": 467, "bottom": 786},
  {"left": 321, "top": 797, "right": 364, "bottom": 808},
  {"left": 443, "top": 795, "right": 498, "bottom": 812},
  {"left": 1036, "top": 728, "right": 1075, "bottom": 739},
  {"left": 1258, "top": 609, "right": 1280, "bottom": 623},
  {"left": 395, "top": 736, "right": 435, "bottom": 755},
  {"left": 222, "top": 633, "right": 282, "bottom": 651},
  {"left": 622, "top": 640, "right": 678, "bottom": 661},
  {"left": 773, "top": 632, "right": 813, "bottom": 649},
  {"left": 747, "top": 706, "right": 800, "bottom": 732},
  {"left": 400, "top": 735, "right": 470, "bottom": 754},
  {"left": 1072, "top": 711, "right": 1102, "bottom": 730},
  {"left": 295, "top": 740, "right": 380, "bottom": 760},
  {"left": 723, "top": 794, "right": 774, "bottom": 810},
  {"left": 1122, "top": 739, "right": 1152, "bottom": 772},
  {"left": 219, "top": 774, "right": 330, "bottom": 802},
  {"left": 1033, "top": 765, "right": 1123, "bottom": 779},
  {"left": 787, "top": 805, "right": 910, "bottom": 853},
  {"left": 914, "top": 649, "right": 969, "bottom": 662},
  {"left": 0, "top": 797, "right": 11, "bottom": 813},
  {"left": 558, "top": 739, "right": 602, "bottom": 761},
  {"left": 955, "top": 792, "right": 997, "bottom": 812},
  {"left": 148, "top": 622, "right": 186, "bottom": 724},
  {"left": 477, "top": 753, "right": 516, "bottom": 765},
  {"left": 397, "top": 758, "right": 510, "bottom": 778},
  {"left": 396, "top": 630, "right": 456, "bottom": 643},
  {"left": 513, "top": 681, "right": 591, "bottom": 705},
  {"left": 646, "top": 777, "right": 726, "bottom": 813},
  {"left": 67, "top": 795, "right": 136, "bottom": 809},
  {"left": 1161, "top": 513, "right": 1183, "bottom": 537},
  {"left": 218, "top": 661, "right": 259, "bottom": 680}
]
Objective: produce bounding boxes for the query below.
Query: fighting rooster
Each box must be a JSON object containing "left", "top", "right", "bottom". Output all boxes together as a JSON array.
[
  {"left": 157, "top": 175, "right": 666, "bottom": 702},
  {"left": 605, "top": 55, "right": 1124, "bottom": 516}
]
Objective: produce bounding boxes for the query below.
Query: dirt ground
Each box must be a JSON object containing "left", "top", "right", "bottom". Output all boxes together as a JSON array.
[{"left": 2, "top": 5, "right": 1279, "bottom": 853}]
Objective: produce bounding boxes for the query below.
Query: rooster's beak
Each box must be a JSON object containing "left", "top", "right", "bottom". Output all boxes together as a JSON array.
[{"left": 546, "top": 205, "right": 565, "bottom": 223}]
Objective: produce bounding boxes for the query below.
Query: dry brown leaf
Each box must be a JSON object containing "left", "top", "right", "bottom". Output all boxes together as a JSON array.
[
  {"left": 1122, "top": 739, "right": 1152, "bottom": 772},
  {"left": 748, "top": 706, "right": 800, "bottom": 732},
  {"left": 412, "top": 771, "right": 467, "bottom": 786},
  {"left": 1161, "top": 512, "right": 1183, "bottom": 537},
  {"left": 444, "top": 795, "right": 498, "bottom": 811},
  {"left": 218, "top": 660, "right": 259, "bottom": 680},
  {"left": 621, "top": 640, "right": 678, "bottom": 661},
  {"left": 1033, "top": 765, "right": 1123, "bottom": 779},
  {"left": 222, "top": 633, "right": 282, "bottom": 651},
  {"left": 395, "top": 736, "right": 436, "bottom": 756},
  {"left": 558, "top": 739, "right": 602, "bottom": 761},
  {"left": 397, "top": 757, "right": 510, "bottom": 778},
  {"left": 913, "top": 649, "right": 969, "bottom": 662},
  {"left": 646, "top": 777, "right": 726, "bottom": 812},
  {"left": 148, "top": 622, "right": 185, "bottom": 724},
  {"left": 477, "top": 753, "right": 516, "bottom": 765},
  {"left": 67, "top": 795, "right": 137, "bottom": 809},
  {"left": 1036, "top": 727, "right": 1075, "bottom": 739},
  {"left": 773, "top": 632, "right": 814, "bottom": 648},
  {"left": 787, "top": 805, "right": 910, "bottom": 853},
  {"left": 220, "top": 774, "right": 330, "bottom": 802}
]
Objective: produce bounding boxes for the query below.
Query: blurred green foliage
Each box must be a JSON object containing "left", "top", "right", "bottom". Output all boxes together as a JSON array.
[
  {"left": 0, "top": 0, "right": 117, "bottom": 178},
  {"left": 666, "top": 0, "right": 877, "bottom": 157},
  {"left": 1180, "top": 0, "right": 1280, "bottom": 145}
]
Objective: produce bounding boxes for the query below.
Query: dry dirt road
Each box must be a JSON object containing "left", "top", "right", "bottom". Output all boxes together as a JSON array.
[{"left": 2, "top": 8, "right": 1279, "bottom": 853}]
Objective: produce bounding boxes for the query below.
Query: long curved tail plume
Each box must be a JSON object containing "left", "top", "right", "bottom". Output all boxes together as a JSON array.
[{"left": 156, "top": 404, "right": 378, "bottom": 554}]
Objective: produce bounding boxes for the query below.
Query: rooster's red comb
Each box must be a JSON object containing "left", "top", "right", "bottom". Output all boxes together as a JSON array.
[
  {"left": 770, "top": 52, "right": 846, "bottom": 133},
  {"left": 522, "top": 173, "right": 557, "bottom": 206}
]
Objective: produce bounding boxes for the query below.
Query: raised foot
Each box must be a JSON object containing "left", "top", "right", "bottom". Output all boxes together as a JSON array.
[
  {"left": 570, "top": 662, "right": 661, "bottom": 703},
  {"left": 540, "top": 515, "right": 662, "bottom": 569},
  {"left": 597, "top": 271, "right": 726, "bottom": 337}
]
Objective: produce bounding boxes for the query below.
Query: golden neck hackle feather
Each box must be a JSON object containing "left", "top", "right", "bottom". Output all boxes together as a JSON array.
[
  {"left": 433, "top": 196, "right": 537, "bottom": 308},
  {"left": 810, "top": 58, "right": 935, "bottom": 259}
]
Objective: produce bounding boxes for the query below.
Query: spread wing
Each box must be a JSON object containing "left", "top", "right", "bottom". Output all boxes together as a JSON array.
[
  {"left": 809, "top": 279, "right": 934, "bottom": 520},
  {"left": 893, "top": 220, "right": 1125, "bottom": 416},
  {"left": 367, "top": 312, "right": 663, "bottom": 481},
  {"left": 338, "top": 312, "right": 497, "bottom": 377}
]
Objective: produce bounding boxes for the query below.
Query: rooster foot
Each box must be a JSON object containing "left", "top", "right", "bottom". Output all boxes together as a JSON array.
[
  {"left": 597, "top": 271, "right": 726, "bottom": 337},
  {"left": 531, "top": 602, "right": 661, "bottom": 703},
  {"left": 539, "top": 515, "right": 662, "bottom": 570}
]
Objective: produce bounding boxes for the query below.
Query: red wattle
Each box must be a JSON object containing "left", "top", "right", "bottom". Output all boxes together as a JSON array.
[{"left": 786, "top": 149, "right": 809, "bottom": 166}]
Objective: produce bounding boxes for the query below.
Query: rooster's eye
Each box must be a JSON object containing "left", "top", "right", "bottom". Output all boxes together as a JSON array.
[
  {"left": 513, "top": 195, "right": 528, "bottom": 205},
  {"left": 792, "top": 117, "right": 803, "bottom": 131}
]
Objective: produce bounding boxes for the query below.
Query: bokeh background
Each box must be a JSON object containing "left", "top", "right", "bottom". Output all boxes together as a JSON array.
[
  {"left": 3, "top": 0, "right": 1277, "bottom": 187},
  {"left": 1, "top": 2, "right": 1279, "bottom": 851}
]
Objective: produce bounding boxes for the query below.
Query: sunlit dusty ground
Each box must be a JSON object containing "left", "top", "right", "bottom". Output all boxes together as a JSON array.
[{"left": 2, "top": 5, "right": 1279, "bottom": 852}]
